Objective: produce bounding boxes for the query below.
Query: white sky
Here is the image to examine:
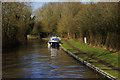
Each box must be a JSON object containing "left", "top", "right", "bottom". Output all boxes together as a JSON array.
[
  {"left": 1, "top": 0, "right": 120, "bottom": 12},
  {"left": 1, "top": 0, "right": 120, "bottom": 2},
  {"left": 31, "top": 2, "right": 46, "bottom": 12}
]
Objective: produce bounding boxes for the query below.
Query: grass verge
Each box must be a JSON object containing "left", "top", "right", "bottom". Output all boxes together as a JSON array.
[{"left": 61, "top": 39, "right": 120, "bottom": 79}]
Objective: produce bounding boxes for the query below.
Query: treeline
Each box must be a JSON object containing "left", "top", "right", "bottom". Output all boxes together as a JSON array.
[
  {"left": 2, "top": 2, "right": 34, "bottom": 49},
  {"left": 34, "top": 2, "right": 119, "bottom": 52}
]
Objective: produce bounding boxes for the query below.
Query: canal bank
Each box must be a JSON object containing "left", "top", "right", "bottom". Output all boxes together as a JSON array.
[{"left": 61, "top": 39, "right": 119, "bottom": 80}]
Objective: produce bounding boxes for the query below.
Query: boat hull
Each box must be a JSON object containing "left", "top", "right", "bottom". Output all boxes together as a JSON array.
[{"left": 48, "top": 42, "right": 60, "bottom": 48}]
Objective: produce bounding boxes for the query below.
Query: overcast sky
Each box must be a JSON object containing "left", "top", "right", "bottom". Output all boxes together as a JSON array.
[
  {"left": 31, "top": 2, "right": 46, "bottom": 12},
  {"left": 30, "top": 1, "right": 96, "bottom": 12}
]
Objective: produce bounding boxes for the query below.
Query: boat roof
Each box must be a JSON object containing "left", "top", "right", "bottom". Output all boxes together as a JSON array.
[{"left": 49, "top": 35, "right": 59, "bottom": 37}]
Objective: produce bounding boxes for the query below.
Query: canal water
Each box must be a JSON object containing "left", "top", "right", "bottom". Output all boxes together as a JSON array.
[{"left": 2, "top": 40, "right": 107, "bottom": 79}]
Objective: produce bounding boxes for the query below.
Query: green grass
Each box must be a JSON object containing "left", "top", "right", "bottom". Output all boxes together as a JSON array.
[
  {"left": 68, "top": 40, "right": 118, "bottom": 68},
  {"left": 61, "top": 39, "right": 120, "bottom": 79}
]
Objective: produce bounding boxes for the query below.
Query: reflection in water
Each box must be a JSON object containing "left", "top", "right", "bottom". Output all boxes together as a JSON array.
[
  {"left": 50, "top": 47, "right": 59, "bottom": 57},
  {"left": 2, "top": 40, "right": 107, "bottom": 79}
]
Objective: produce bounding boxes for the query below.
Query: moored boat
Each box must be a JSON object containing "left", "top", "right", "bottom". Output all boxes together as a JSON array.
[{"left": 48, "top": 35, "right": 61, "bottom": 48}]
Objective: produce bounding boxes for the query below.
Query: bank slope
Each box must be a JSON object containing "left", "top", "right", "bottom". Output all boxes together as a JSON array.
[{"left": 61, "top": 39, "right": 120, "bottom": 79}]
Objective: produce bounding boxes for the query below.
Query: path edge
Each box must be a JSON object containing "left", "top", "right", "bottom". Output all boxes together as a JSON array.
[{"left": 61, "top": 46, "right": 118, "bottom": 80}]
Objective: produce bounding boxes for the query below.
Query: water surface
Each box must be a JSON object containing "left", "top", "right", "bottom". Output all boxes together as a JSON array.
[{"left": 3, "top": 40, "right": 107, "bottom": 79}]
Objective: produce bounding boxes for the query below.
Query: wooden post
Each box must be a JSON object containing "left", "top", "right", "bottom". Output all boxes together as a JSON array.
[{"left": 84, "top": 37, "right": 87, "bottom": 44}]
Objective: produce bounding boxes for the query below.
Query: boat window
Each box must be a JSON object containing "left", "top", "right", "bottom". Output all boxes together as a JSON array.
[{"left": 52, "top": 38, "right": 59, "bottom": 41}]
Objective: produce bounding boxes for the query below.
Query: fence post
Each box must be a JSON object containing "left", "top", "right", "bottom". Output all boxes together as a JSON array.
[{"left": 84, "top": 37, "right": 87, "bottom": 44}]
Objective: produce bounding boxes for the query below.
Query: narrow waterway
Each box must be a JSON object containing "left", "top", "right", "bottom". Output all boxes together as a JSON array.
[{"left": 3, "top": 40, "right": 108, "bottom": 79}]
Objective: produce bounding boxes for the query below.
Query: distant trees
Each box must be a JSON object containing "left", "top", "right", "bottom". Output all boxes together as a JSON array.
[
  {"left": 75, "top": 2, "right": 119, "bottom": 51},
  {"left": 2, "top": 2, "right": 34, "bottom": 49},
  {"left": 2, "top": 2, "right": 119, "bottom": 52},
  {"left": 34, "top": 2, "right": 119, "bottom": 52},
  {"left": 34, "top": 3, "right": 62, "bottom": 35}
]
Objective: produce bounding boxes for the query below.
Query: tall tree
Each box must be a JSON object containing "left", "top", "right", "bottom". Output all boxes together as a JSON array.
[{"left": 2, "top": 2, "right": 34, "bottom": 49}]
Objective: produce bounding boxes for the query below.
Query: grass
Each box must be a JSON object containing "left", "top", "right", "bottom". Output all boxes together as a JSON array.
[{"left": 61, "top": 39, "right": 120, "bottom": 79}]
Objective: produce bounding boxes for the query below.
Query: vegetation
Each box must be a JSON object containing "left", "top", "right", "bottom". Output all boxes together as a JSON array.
[
  {"left": 34, "top": 2, "right": 119, "bottom": 52},
  {"left": 2, "top": 2, "right": 119, "bottom": 78},
  {"left": 2, "top": 2, "right": 34, "bottom": 49},
  {"left": 61, "top": 39, "right": 120, "bottom": 79},
  {"left": 2, "top": 2, "right": 119, "bottom": 53}
]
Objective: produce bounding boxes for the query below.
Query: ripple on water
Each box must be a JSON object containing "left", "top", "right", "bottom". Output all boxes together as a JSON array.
[{"left": 2, "top": 40, "right": 106, "bottom": 78}]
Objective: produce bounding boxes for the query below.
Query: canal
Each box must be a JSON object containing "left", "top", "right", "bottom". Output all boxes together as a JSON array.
[{"left": 2, "top": 40, "right": 108, "bottom": 79}]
